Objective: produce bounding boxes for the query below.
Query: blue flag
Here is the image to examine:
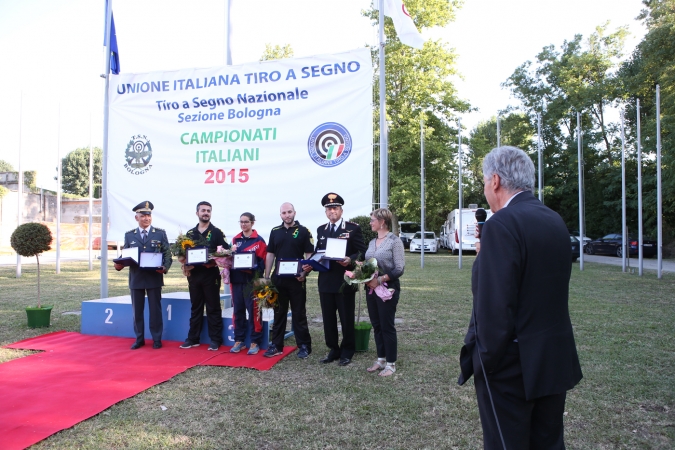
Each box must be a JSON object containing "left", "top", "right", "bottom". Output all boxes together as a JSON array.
[
  {"left": 104, "top": 1, "right": 120, "bottom": 74},
  {"left": 109, "top": 13, "right": 120, "bottom": 74}
]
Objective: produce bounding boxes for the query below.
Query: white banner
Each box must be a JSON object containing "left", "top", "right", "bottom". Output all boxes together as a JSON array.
[{"left": 107, "top": 48, "right": 373, "bottom": 243}]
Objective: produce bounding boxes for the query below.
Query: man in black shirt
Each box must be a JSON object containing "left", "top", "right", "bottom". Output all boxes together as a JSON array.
[
  {"left": 179, "top": 201, "right": 228, "bottom": 351},
  {"left": 263, "top": 202, "right": 314, "bottom": 359}
]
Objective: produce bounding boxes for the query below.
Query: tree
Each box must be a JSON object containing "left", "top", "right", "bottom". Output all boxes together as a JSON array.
[
  {"left": 618, "top": 0, "right": 675, "bottom": 241},
  {"left": 61, "top": 147, "right": 102, "bottom": 198},
  {"left": 0, "top": 159, "right": 14, "bottom": 171},
  {"left": 466, "top": 114, "right": 535, "bottom": 207},
  {"left": 503, "top": 24, "right": 631, "bottom": 238},
  {"left": 365, "top": 0, "right": 469, "bottom": 232},
  {"left": 260, "top": 44, "right": 294, "bottom": 61}
]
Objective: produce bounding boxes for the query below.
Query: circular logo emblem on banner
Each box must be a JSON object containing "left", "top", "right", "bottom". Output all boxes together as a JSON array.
[
  {"left": 307, "top": 122, "right": 352, "bottom": 167},
  {"left": 124, "top": 135, "right": 153, "bottom": 175}
]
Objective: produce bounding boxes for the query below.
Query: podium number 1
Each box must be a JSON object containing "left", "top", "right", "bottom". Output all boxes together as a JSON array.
[
  {"left": 105, "top": 308, "right": 113, "bottom": 324},
  {"left": 167, "top": 304, "right": 172, "bottom": 320}
]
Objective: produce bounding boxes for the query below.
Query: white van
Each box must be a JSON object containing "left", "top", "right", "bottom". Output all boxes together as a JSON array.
[{"left": 444, "top": 205, "right": 492, "bottom": 254}]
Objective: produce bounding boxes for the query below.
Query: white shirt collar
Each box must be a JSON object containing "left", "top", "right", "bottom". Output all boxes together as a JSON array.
[{"left": 503, "top": 191, "right": 525, "bottom": 208}]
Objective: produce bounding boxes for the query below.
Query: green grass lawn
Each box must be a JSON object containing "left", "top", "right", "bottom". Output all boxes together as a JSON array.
[{"left": 1, "top": 253, "right": 674, "bottom": 449}]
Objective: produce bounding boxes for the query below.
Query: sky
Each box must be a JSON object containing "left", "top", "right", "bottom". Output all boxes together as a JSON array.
[{"left": 0, "top": 0, "right": 646, "bottom": 191}]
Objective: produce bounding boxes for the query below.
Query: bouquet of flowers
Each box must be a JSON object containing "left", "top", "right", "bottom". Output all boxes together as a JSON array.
[
  {"left": 252, "top": 278, "right": 279, "bottom": 310},
  {"left": 343, "top": 258, "right": 379, "bottom": 286},
  {"left": 210, "top": 245, "right": 233, "bottom": 284},
  {"left": 170, "top": 231, "right": 207, "bottom": 263}
]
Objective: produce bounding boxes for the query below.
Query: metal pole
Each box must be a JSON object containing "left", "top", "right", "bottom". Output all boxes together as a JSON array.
[
  {"left": 656, "top": 85, "right": 662, "bottom": 279},
  {"left": 620, "top": 112, "right": 626, "bottom": 272},
  {"left": 496, "top": 115, "right": 501, "bottom": 147},
  {"left": 56, "top": 104, "right": 61, "bottom": 274},
  {"left": 225, "top": 0, "right": 232, "bottom": 65},
  {"left": 637, "top": 99, "right": 643, "bottom": 276},
  {"left": 420, "top": 117, "right": 425, "bottom": 268},
  {"left": 88, "top": 112, "right": 94, "bottom": 271},
  {"left": 537, "top": 113, "right": 543, "bottom": 203},
  {"left": 378, "top": 0, "right": 388, "bottom": 208},
  {"left": 100, "top": 0, "right": 113, "bottom": 298},
  {"left": 16, "top": 93, "right": 23, "bottom": 278},
  {"left": 577, "top": 112, "right": 584, "bottom": 271},
  {"left": 458, "top": 118, "right": 463, "bottom": 269}
]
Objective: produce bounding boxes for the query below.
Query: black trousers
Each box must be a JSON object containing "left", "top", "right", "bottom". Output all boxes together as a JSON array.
[
  {"left": 271, "top": 277, "right": 311, "bottom": 351},
  {"left": 474, "top": 341, "right": 567, "bottom": 450},
  {"left": 319, "top": 291, "right": 355, "bottom": 359},
  {"left": 365, "top": 280, "right": 399, "bottom": 362},
  {"left": 130, "top": 287, "right": 162, "bottom": 342},
  {"left": 186, "top": 270, "right": 223, "bottom": 345}
]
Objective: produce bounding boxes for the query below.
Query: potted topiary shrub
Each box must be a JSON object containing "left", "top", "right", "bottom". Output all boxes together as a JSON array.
[{"left": 10, "top": 222, "right": 54, "bottom": 328}]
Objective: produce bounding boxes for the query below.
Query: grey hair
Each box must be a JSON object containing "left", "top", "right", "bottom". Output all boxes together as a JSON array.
[{"left": 482, "top": 146, "right": 535, "bottom": 192}]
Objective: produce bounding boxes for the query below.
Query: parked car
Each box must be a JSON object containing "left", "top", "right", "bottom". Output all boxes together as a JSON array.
[
  {"left": 570, "top": 235, "right": 580, "bottom": 262},
  {"left": 409, "top": 232, "right": 438, "bottom": 253},
  {"left": 568, "top": 229, "right": 592, "bottom": 249},
  {"left": 585, "top": 233, "right": 657, "bottom": 258},
  {"left": 398, "top": 222, "right": 421, "bottom": 249},
  {"left": 92, "top": 237, "right": 119, "bottom": 250}
]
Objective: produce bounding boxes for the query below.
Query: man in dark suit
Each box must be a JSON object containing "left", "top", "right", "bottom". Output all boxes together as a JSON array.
[
  {"left": 114, "top": 201, "right": 172, "bottom": 350},
  {"left": 458, "top": 146, "right": 582, "bottom": 449},
  {"left": 306, "top": 193, "right": 366, "bottom": 366}
]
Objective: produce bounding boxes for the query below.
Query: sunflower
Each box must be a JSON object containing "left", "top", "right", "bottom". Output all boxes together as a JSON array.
[{"left": 181, "top": 239, "right": 195, "bottom": 250}]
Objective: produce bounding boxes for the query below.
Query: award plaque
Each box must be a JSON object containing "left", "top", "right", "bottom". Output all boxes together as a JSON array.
[
  {"left": 139, "top": 252, "right": 163, "bottom": 270},
  {"left": 324, "top": 238, "right": 348, "bottom": 260},
  {"left": 301, "top": 252, "right": 330, "bottom": 272},
  {"left": 233, "top": 252, "right": 257, "bottom": 270},
  {"left": 276, "top": 259, "right": 302, "bottom": 277},
  {"left": 186, "top": 246, "right": 209, "bottom": 265},
  {"left": 113, "top": 247, "right": 139, "bottom": 267}
]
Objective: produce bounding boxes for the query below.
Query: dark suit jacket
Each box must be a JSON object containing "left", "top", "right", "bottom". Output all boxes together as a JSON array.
[
  {"left": 458, "top": 191, "right": 582, "bottom": 400},
  {"left": 314, "top": 219, "right": 367, "bottom": 293},
  {"left": 122, "top": 227, "right": 172, "bottom": 290}
]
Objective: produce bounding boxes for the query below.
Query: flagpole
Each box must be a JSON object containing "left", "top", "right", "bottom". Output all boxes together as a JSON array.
[
  {"left": 88, "top": 111, "right": 94, "bottom": 271},
  {"left": 458, "top": 118, "right": 463, "bottom": 269},
  {"left": 537, "top": 112, "right": 543, "bottom": 203},
  {"left": 16, "top": 93, "right": 23, "bottom": 278},
  {"left": 577, "top": 112, "right": 584, "bottom": 271},
  {"left": 620, "top": 111, "right": 626, "bottom": 272},
  {"left": 56, "top": 104, "right": 61, "bottom": 275},
  {"left": 100, "top": 0, "right": 113, "bottom": 298},
  {"left": 225, "top": 0, "right": 232, "bottom": 65},
  {"left": 378, "top": 0, "right": 388, "bottom": 208},
  {"left": 420, "top": 116, "right": 425, "bottom": 269},
  {"left": 656, "top": 85, "right": 662, "bottom": 279},
  {"left": 496, "top": 115, "right": 501, "bottom": 147},
  {"left": 636, "top": 99, "right": 643, "bottom": 276}
]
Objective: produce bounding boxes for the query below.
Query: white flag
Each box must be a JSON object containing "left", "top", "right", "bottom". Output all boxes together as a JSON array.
[{"left": 374, "top": 0, "right": 425, "bottom": 49}]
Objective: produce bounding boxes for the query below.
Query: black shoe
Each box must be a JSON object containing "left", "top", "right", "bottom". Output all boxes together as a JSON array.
[
  {"left": 320, "top": 353, "right": 340, "bottom": 364},
  {"left": 130, "top": 340, "right": 145, "bottom": 350},
  {"left": 179, "top": 340, "right": 199, "bottom": 349},
  {"left": 208, "top": 342, "right": 221, "bottom": 351},
  {"left": 264, "top": 344, "right": 283, "bottom": 358},
  {"left": 297, "top": 344, "right": 311, "bottom": 359},
  {"left": 338, "top": 358, "right": 352, "bottom": 366},
  {"left": 153, "top": 341, "right": 162, "bottom": 349}
]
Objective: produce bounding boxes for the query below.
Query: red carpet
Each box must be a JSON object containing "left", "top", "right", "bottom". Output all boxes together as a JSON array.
[
  {"left": 0, "top": 331, "right": 293, "bottom": 450},
  {"left": 200, "top": 345, "right": 297, "bottom": 370}
]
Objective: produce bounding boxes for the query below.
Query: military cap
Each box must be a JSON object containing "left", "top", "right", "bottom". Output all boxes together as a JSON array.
[
  {"left": 321, "top": 192, "right": 344, "bottom": 208},
  {"left": 132, "top": 201, "right": 154, "bottom": 215}
]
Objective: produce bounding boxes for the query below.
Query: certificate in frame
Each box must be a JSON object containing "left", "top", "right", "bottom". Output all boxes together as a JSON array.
[
  {"left": 324, "top": 238, "right": 348, "bottom": 260},
  {"left": 275, "top": 259, "right": 302, "bottom": 277},
  {"left": 139, "top": 252, "right": 163, "bottom": 270},
  {"left": 186, "top": 246, "right": 209, "bottom": 265},
  {"left": 233, "top": 251, "right": 257, "bottom": 270}
]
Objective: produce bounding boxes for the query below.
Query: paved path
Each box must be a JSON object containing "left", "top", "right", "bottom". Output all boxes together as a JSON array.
[{"left": 578, "top": 254, "right": 675, "bottom": 273}]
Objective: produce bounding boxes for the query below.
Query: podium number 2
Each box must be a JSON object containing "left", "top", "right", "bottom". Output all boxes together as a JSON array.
[
  {"left": 167, "top": 304, "right": 172, "bottom": 320},
  {"left": 105, "top": 308, "right": 113, "bottom": 324}
]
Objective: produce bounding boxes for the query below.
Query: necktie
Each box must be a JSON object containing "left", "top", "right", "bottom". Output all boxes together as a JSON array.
[
  {"left": 331, "top": 224, "right": 336, "bottom": 236},
  {"left": 142, "top": 230, "right": 148, "bottom": 241}
]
